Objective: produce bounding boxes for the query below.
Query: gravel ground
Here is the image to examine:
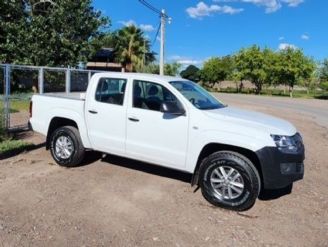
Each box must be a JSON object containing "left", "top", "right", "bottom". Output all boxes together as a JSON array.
[{"left": 0, "top": 95, "right": 328, "bottom": 246}]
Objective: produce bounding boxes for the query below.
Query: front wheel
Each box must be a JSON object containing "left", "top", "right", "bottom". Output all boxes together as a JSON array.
[
  {"left": 50, "top": 126, "right": 85, "bottom": 167},
  {"left": 199, "top": 151, "right": 261, "bottom": 211}
]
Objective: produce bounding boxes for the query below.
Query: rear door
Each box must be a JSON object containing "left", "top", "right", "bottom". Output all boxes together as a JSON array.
[{"left": 85, "top": 77, "right": 128, "bottom": 156}]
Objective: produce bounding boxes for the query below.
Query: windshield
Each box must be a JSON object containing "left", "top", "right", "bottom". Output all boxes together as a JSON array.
[{"left": 169, "top": 81, "right": 225, "bottom": 110}]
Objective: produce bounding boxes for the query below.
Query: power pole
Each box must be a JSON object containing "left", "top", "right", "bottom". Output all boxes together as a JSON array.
[
  {"left": 138, "top": 1, "right": 171, "bottom": 76},
  {"left": 160, "top": 9, "right": 165, "bottom": 76},
  {"left": 143, "top": 39, "right": 146, "bottom": 70}
]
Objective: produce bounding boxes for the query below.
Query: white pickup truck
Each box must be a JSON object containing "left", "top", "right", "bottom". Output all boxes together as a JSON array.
[{"left": 29, "top": 73, "right": 304, "bottom": 211}]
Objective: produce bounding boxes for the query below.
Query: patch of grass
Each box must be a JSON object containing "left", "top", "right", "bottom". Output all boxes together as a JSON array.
[
  {"left": 0, "top": 99, "right": 30, "bottom": 113},
  {"left": 0, "top": 139, "right": 32, "bottom": 154},
  {"left": 213, "top": 87, "right": 328, "bottom": 99},
  {"left": 10, "top": 100, "right": 30, "bottom": 112},
  {"left": 0, "top": 93, "right": 32, "bottom": 113}
]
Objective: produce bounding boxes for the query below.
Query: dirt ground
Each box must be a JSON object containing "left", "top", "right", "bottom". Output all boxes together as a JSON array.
[{"left": 1, "top": 96, "right": 328, "bottom": 246}]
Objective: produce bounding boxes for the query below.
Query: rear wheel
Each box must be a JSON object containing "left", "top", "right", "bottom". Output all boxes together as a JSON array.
[
  {"left": 199, "top": 151, "right": 260, "bottom": 211},
  {"left": 50, "top": 126, "right": 85, "bottom": 167}
]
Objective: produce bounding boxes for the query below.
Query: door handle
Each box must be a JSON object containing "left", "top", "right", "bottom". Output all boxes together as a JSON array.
[
  {"left": 128, "top": 117, "right": 139, "bottom": 122},
  {"left": 88, "top": 110, "right": 98, "bottom": 114}
]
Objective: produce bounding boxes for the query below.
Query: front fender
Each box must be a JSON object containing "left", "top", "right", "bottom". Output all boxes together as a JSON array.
[{"left": 185, "top": 130, "right": 274, "bottom": 173}]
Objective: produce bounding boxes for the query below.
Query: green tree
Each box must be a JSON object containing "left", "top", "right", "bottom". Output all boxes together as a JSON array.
[
  {"left": 180, "top": 65, "right": 200, "bottom": 82},
  {"left": 141, "top": 63, "right": 159, "bottom": 74},
  {"left": 0, "top": 0, "right": 28, "bottom": 63},
  {"left": 276, "top": 48, "right": 316, "bottom": 97},
  {"left": 138, "top": 63, "right": 181, "bottom": 76},
  {"left": 231, "top": 70, "right": 244, "bottom": 93},
  {"left": 164, "top": 62, "right": 181, "bottom": 76},
  {"left": 319, "top": 81, "right": 328, "bottom": 91},
  {"left": 299, "top": 76, "right": 317, "bottom": 95},
  {"left": 318, "top": 59, "right": 328, "bottom": 83},
  {"left": 111, "top": 25, "right": 155, "bottom": 72},
  {"left": 234, "top": 45, "right": 267, "bottom": 94},
  {"left": 200, "top": 56, "right": 234, "bottom": 87},
  {"left": 0, "top": 0, "right": 109, "bottom": 66},
  {"left": 262, "top": 48, "right": 280, "bottom": 86}
]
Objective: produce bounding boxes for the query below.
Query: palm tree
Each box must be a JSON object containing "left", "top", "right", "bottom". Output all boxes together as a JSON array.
[{"left": 113, "top": 25, "right": 155, "bottom": 72}]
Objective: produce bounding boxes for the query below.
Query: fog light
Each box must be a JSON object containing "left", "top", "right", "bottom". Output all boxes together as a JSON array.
[{"left": 280, "top": 163, "right": 295, "bottom": 175}]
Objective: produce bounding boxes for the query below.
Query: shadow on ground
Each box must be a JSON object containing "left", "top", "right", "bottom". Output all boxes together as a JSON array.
[
  {"left": 314, "top": 94, "right": 328, "bottom": 100},
  {"left": 0, "top": 142, "right": 45, "bottom": 160},
  {"left": 80, "top": 151, "right": 103, "bottom": 166},
  {"left": 0, "top": 131, "right": 45, "bottom": 160},
  {"left": 259, "top": 184, "right": 293, "bottom": 201},
  {"left": 101, "top": 154, "right": 192, "bottom": 184},
  {"left": 65, "top": 151, "right": 295, "bottom": 198}
]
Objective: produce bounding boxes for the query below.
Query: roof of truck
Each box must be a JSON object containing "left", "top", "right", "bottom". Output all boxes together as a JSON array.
[{"left": 93, "top": 72, "right": 188, "bottom": 83}]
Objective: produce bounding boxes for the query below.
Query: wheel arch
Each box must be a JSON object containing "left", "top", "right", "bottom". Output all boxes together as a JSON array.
[
  {"left": 191, "top": 143, "right": 263, "bottom": 187},
  {"left": 46, "top": 117, "right": 79, "bottom": 149}
]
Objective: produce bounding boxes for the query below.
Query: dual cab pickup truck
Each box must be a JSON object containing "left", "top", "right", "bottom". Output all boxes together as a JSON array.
[{"left": 30, "top": 73, "right": 304, "bottom": 211}]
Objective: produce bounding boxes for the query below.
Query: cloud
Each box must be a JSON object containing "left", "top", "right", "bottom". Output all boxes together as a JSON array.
[
  {"left": 139, "top": 24, "right": 155, "bottom": 32},
  {"left": 169, "top": 55, "right": 184, "bottom": 60},
  {"left": 118, "top": 20, "right": 155, "bottom": 32},
  {"left": 169, "top": 55, "right": 203, "bottom": 66},
  {"left": 213, "top": 0, "right": 304, "bottom": 13},
  {"left": 279, "top": 43, "right": 297, "bottom": 50},
  {"left": 301, "top": 34, "right": 309, "bottom": 40},
  {"left": 118, "top": 20, "right": 136, "bottom": 26},
  {"left": 279, "top": 36, "right": 285, "bottom": 41},
  {"left": 186, "top": 2, "right": 243, "bottom": 19},
  {"left": 281, "top": 0, "right": 304, "bottom": 7},
  {"left": 179, "top": 60, "right": 203, "bottom": 65},
  {"left": 242, "top": 0, "right": 281, "bottom": 12}
]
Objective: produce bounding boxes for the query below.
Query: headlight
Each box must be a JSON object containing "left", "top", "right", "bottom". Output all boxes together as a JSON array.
[{"left": 271, "top": 134, "right": 303, "bottom": 154}]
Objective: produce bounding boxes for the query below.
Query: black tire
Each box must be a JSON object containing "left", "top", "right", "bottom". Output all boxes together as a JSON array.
[
  {"left": 199, "top": 151, "right": 261, "bottom": 211},
  {"left": 50, "top": 126, "right": 85, "bottom": 167}
]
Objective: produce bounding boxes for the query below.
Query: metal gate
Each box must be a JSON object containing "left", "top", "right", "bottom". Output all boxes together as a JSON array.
[
  {"left": 0, "top": 64, "right": 105, "bottom": 132},
  {"left": 0, "top": 65, "right": 5, "bottom": 134}
]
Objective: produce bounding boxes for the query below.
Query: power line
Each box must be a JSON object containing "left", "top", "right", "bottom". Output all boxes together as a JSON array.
[
  {"left": 138, "top": 0, "right": 169, "bottom": 18},
  {"left": 138, "top": 0, "right": 161, "bottom": 15},
  {"left": 152, "top": 21, "right": 161, "bottom": 46}
]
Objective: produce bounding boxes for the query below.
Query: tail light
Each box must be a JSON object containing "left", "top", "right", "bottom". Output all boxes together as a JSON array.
[{"left": 29, "top": 101, "right": 33, "bottom": 118}]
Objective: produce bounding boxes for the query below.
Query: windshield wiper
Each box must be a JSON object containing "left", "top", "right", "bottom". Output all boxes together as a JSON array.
[
  {"left": 200, "top": 106, "right": 220, "bottom": 110},
  {"left": 200, "top": 104, "right": 228, "bottom": 110}
]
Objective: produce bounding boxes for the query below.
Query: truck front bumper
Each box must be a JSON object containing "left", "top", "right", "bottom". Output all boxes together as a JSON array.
[{"left": 256, "top": 146, "right": 304, "bottom": 189}]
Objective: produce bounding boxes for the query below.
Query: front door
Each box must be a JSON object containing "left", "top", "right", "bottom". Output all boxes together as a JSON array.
[
  {"left": 126, "top": 80, "right": 189, "bottom": 169},
  {"left": 85, "top": 77, "right": 128, "bottom": 156}
]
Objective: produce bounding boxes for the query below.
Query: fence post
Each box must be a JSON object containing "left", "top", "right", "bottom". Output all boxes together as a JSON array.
[
  {"left": 88, "top": 71, "right": 91, "bottom": 84},
  {"left": 66, "top": 69, "right": 71, "bottom": 93},
  {"left": 38, "top": 67, "right": 44, "bottom": 94},
  {"left": 4, "top": 64, "right": 11, "bottom": 130}
]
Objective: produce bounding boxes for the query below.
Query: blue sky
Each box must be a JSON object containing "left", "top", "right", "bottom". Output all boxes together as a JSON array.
[{"left": 93, "top": 0, "right": 327, "bottom": 67}]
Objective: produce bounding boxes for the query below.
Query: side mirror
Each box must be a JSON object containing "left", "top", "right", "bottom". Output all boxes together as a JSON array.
[{"left": 160, "top": 102, "right": 185, "bottom": 116}]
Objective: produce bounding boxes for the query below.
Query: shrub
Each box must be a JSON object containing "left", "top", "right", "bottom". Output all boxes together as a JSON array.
[{"left": 319, "top": 81, "right": 328, "bottom": 91}]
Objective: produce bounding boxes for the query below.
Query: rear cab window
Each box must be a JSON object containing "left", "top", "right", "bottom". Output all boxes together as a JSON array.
[{"left": 95, "top": 78, "right": 127, "bottom": 106}]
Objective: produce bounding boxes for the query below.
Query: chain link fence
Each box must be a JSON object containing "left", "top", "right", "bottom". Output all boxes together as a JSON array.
[
  {"left": 0, "top": 64, "right": 105, "bottom": 132},
  {"left": 0, "top": 65, "right": 5, "bottom": 139}
]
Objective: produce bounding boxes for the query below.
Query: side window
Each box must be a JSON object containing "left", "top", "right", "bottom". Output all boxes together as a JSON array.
[
  {"left": 133, "top": 80, "right": 183, "bottom": 112},
  {"left": 95, "top": 78, "right": 127, "bottom": 105}
]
